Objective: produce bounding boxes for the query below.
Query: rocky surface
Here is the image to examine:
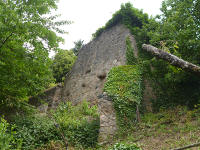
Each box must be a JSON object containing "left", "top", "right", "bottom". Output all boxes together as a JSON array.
[
  {"left": 98, "top": 98, "right": 117, "bottom": 144},
  {"left": 61, "top": 24, "right": 138, "bottom": 142},
  {"left": 62, "top": 24, "right": 137, "bottom": 104},
  {"left": 29, "top": 84, "right": 62, "bottom": 113},
  {"left": 29, "top": 24, "right": 154, "bottom": 143}
]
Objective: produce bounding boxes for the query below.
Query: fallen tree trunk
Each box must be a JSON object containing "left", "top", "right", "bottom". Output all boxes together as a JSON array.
[
  {"left": 171, "top": 142, "right": 200, "bottom": 150},
  {"left": 142, "top": 44, "right": 200, "bottom": 76}
]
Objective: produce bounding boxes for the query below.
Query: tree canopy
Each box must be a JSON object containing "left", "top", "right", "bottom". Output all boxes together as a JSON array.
[
  {"left": 72, "top": 39, "right": 84, "bottom": 56},
  {"left": 149, "top": 0, "right": 200, "bottom": 63},
  {"left": 0, "top": 0, "right": 68, "bottom": 107},
  {"left": 92, "top": 3, "right": 149, "bottom": 38},
  {"left": 143, "top": 0, "right": 200, "bottom": 109},
  {"left": 52, "top": 50, "right": 76, "bottom": 83}
]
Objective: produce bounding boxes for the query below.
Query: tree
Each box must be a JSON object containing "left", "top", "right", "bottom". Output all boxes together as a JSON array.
[
  {"left": 52, "top": 50, "right": 76, "bottom": 83},
  {"left": 148, "top": 0, "right": 200, "bottom": 63},
  {"left": 72, "top": 39, "right": 84, "bottom": 56},
  {"left": 0, "top": 0, "right": 69, "bottom": 107},
  {"left": 92, "top": 3, "right": 149, "bottom": 39},
  {"left": 143, "top": 0, "right": 200, "bottom": 108},
  {"left": 142, "top": 44, "right": 200, "bottom": 76}
]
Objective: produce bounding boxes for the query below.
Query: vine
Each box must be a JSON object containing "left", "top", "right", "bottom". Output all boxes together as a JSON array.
[
  {"left": 126, "top": 37, "right": 137, "bottom": 65},
  {"left": 104, "top": 65, "right": 142, "bottom": 126}
]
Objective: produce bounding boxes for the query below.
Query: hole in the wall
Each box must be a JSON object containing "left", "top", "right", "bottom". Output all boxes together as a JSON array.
[
  {"left": 97, "top": 72, "right": 106, "bottom": 80},
  {"left": 66, "top": 91, "right": 70, "bottom": 96},
  {"left": 85, "top": 69, "right": 91, "bottom": 74},
  {"left": 82, "top": 83, "right": 86, "bottom": 87}
]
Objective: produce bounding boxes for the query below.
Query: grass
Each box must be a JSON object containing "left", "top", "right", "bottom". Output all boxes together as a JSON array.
[
  {"left": 101, "top": 105, "right": 200, "bottom": 150},
  {"left": 36, "top": 105, "right": 200, "bottom": 150}
]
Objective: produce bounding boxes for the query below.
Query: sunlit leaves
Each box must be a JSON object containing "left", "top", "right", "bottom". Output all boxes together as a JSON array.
[
  {"left": 52, "top": 50, "right": 76, "bottom": 83},
  {"left": 0, "top": 0, "right": 68, "bottom": 107}
]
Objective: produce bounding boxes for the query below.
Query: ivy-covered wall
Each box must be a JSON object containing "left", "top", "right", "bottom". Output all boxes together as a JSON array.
[
  {"left": 96, "top": 2, "right": 200, "bottom": 112},
  {"left": 104, "top": 65, "right": 142, "bottom": 126}
]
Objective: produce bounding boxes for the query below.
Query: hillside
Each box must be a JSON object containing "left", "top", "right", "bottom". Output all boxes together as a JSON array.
[
  {"left": 34, "top": 106, "right": 200, "bottom": 150},
  {"left": 1, "top": 1, "right": 200, "bottom": 150}
]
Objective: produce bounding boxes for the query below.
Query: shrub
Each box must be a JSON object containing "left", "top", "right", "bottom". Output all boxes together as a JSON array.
[
  {"left": 11, "top": 100, "right": 99, "bottom": 149},
  {"left": 109, "top": 143, "right": 141, "bottom": 150},
  {"left": 0, "top": 118, "right": 22, "bottom": 150},
  {"left": 51, "top": 49, "right": 76, "bottom": 83},
  {"left": 53, "top": 100, "right": 100, "bottom": 148},
  {"left": 13, "top": 114, "right": 59, "bottom": 150}
]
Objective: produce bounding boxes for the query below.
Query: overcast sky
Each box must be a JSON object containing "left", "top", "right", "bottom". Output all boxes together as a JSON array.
[{"left": 56, "top": 0, "right": 163, "bottom": 50}]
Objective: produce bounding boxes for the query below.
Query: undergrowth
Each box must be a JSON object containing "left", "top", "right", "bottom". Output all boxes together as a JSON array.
[
  {"left": 53, "top": 100, "right": 100, "bottom": 148},
  {"left": 110, "top": 105, "right": 200, "bottom": 150},
  {"left": 4, "top": 100, "right": 100, "bottom": 150},
  {"left": 0, "top": 118, "right": 22, "bottom": 150}
]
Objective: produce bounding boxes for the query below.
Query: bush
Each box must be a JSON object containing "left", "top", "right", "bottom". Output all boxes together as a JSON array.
[
  {"left": 51, "top": 49, "right": 76, "bottom": 83},
  {"left": 11, "top": 100, "right": 99, "bottom": 149},
  {"left": 0, "top": 118, "right": 22, "bottom": 150},
  {"left": 13, "top": 114, "right": 59, "bottom": 150},
  {"left": 53, "top": 100, "right": 100, "bottom": 148},
  {"left": 109, "top": 143, "right": 141, "bottom": 150}
]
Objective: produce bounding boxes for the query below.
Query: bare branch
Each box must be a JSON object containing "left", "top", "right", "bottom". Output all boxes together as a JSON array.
[{"left": 0, "top": 32, "right": 13, "bottom": 49}]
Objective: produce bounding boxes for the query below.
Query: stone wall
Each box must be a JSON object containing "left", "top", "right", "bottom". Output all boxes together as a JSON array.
[
  {"left": 29, "top": 24, "right": 154, "bottom": 143},
  {"left": 61, "top": 24, "right": 138, "bottom": 143},
  {"left": 62, "top": 24, "right": 137, "bottom": 104},
  {"left": 29, "top": 84, "right": 62, "bottom": 113}
]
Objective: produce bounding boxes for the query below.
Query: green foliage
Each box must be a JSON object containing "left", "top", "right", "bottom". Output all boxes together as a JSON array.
[
  {"left": 112, "top": 105, "right": 200, "bottom": 150},
  {"left": 126, "top": 37, "right": 137, "bottom": 65},
  {"left": 109, "top": 143, "right": 141, "bottom": 150},
  {"left": 146, "top": 58, "right": 200, "bottom": 110},
  {"left": 10, "top": 101, "right": 99, "bottom": 149},
  {"left": 0, "top": 0, "right": 68, "bottom": 107},
  {"left": 53, "top": 100, "right": 100, "bottom": 148},
  {"left": 104, "top": 65, "right": 142, "bottom": 126},
  {"left": 142, "top": 0, "right": 200, "bottom": 110},
  {"left": 93, "top": 0, "right": 200, "bottom": 112},
  {"left": 0, "top": 118, "right": 22, "bottom": 150},
  {"left": 72, "top": 39, "right": 84, "bottom": 56},
  {"left": 13, "top": 114, "right": 59, "bottom": 150},
  {"left": 100, "top": 0, "right": 200, "bottom": 110},
  {"left": 52, "top": 50, "right": 76, "bottom": 83},
  {"left": 36, "top": 141, "right": 65, "bottom": 150},
  {"left": 149, "top": 0, "right": 200, "bottom": 63},
  {"left": 92, "top": 3, "right": 148, "bottom": 38}
]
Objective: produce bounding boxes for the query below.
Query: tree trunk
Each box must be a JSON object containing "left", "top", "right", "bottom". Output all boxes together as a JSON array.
[
  {"left": 142, "top": 44, "right": 200, "bottom": 76},
  {"left": 136, "top": 105, "right": 141, "bottom": 122},
  {"left": 171, "top": 142, "right": 200, "bottom": 150}
]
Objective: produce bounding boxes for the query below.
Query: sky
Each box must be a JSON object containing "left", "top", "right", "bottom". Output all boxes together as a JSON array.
[{"left": 56, "top": 0, "right": 163, "bottom": 50}]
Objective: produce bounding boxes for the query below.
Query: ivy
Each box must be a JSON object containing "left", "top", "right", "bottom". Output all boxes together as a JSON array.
[
  {"left": 126, "top": 37, "right": 137, "bottom": 65},
  {"left": 100, "top": 1, "right": 200, "bottom": 111},
  {"left": 104, "top": 65, "right": 142, "bottom": 126},
  {"left": 92, "top": 3, "right": 148, "bottom": 39}
]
